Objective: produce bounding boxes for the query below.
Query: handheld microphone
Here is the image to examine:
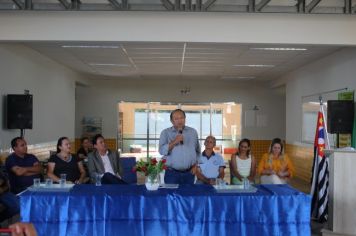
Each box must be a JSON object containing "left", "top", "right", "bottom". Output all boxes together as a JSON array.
[{"left": 179, "top": 130, "right": 183, "bottom": 145}]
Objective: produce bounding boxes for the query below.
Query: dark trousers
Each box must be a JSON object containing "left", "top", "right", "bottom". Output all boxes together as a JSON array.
[
  {"left": 164, "top": 168, "right": 195, "bottom": 184},
  {"left": 0, "top": 192, "right": 19, "bottom": 221},
  {"left": 101, "top": 173, "right": 127, "bottom": 185}
]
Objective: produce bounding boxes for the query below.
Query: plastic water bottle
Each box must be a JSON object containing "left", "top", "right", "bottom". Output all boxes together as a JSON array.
[{"left": 243, "top": 177, "right": 249, "bottom": 190}]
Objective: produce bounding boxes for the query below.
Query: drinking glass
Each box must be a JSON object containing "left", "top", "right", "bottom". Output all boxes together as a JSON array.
[
  {"left": 33, "top": 178, "right": 41, "bottom": 188},
  {"left": 95, "top": 173, "right": 102, "bottom": 186},
  {"left": 45, "top": 178, "right": 53, "bottom": 187},
  {"left": 60, "top": 174, "right": 67, "bottom": 187}
]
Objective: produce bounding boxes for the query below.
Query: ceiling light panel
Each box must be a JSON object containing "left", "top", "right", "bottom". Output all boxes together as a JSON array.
[
  {"left": 250, "top": 47, "right": 307, "bottom": 51},
  {"left": 61, "top": 45, "right": 120, "bottom": 48},
  {"left": 89, "top": 63, "right": 131, "bottom": 67}
]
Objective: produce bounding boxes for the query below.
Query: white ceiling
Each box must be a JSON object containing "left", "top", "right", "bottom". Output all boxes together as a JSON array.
[{"left": 24, "top": 41, "right": 342, "bottom": 82}]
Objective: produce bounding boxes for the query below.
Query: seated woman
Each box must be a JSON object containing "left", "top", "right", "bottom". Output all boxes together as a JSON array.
[
  {"left": 258, "top": 138, "right": 295, "bottom": 184},
  {"left": 47, "top": 137, "right": 87, "bottom": 184},
  {"left": 230, "top": 138, "right": 256, "bottom": 185},
  {"left": 76, "top": 137, "right": 92, "bottom": 161},
  {"left": 196, "top": 136, "right": 225, "bottom": 185}
]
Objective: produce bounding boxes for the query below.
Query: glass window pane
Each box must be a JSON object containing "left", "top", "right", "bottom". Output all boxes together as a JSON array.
[{"left": 119, "top": 102, "right": 241, "bottom": 159}]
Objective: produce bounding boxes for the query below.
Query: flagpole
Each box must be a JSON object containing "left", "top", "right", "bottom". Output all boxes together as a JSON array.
[{"left": 319, "top": 96, "right": 330, "bottom": 149}]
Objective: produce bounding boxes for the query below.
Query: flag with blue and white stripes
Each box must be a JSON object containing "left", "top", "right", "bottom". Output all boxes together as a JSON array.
[{"left": 310, "top": 108, "right": 329, "bottom": 223}]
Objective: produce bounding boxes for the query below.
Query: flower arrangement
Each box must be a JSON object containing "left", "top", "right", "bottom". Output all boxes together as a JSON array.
[{"left": 132, "top": 157, "right": 167, "bottom": 182}]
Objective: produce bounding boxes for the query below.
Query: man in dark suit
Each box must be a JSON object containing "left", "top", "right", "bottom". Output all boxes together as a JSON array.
[{"left": 87, "top": 134, "right": 125, "bottom": 184}]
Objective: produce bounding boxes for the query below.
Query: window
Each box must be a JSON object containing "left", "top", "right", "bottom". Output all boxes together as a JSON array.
[
  {"left": 118, "top": 102, "right": 241, "bottom": 158},
  {"left": 302, "top": 101, "right": 335, "bottom": 147}
]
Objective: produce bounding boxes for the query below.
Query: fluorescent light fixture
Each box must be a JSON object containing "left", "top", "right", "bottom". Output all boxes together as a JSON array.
[
  {"left": 89, "top": 63, "right": 130, "bottom": 67},
  {"left": 232, "top": 64, "right": 275, "bottom": 68},
  {"left": 128, "top": 47, "right": 182, "bottom": 50},
  {"left": 250, "top": 47, "right": 307, "bottom": 51},
  {"left": 134, "top": 61, "right": 182, "bottom": 63},
  {"left": 221, "top": 76, "right": 255, "bottom": 80},
  {"left": 185, "top": 61, "right": 225, "bottom": 63},
  {"left": 62, "top": 45, "right": 120, "bottom": 49},
  {"left": 131, "top": 57, "right": 182, "bottom": 59}
]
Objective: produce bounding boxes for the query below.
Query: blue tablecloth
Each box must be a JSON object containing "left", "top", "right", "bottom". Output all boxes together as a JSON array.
[{"left": 20, "top": 184, "right": 311, "bottom": 236}]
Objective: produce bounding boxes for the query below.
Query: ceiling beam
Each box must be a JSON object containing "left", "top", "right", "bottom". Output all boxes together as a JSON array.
[
  {"left": 12, "top": 0, "right": 24, "bottom": 9},
  {"left": 202, "top": 0, "right": 216, "bottom": 11},
  {"left": 296, "top": 0, "right": 305, "bottom": 13},
  {"left": 255, "top": 0, "right": 270, "bottom": 12},
  {"left": 306, "top": 0, "right": 321, "bottom": 13},
  {"left": 186, "top": 0, "right": 191, "bottom": 11},
  {"left": 58, "top": 0, "right": 70, "bottom": 9},
  {"left": 174, "top": 0, "right": 180, "bottom": 11},
  {"left": 161, "top": 0, "right": 173, "bottom": 10},
  {"left": 344, "top": 0, "right": 351, "bottom": 14},
  {"left": 71, "top": 0, "right": 81, "bottom": 10},
  {"left": 122, "top": 0, "right": 128, "bottom": 10},
  {"left": 25, "top": 0, "right": 32, "bottom": 9},
  {"left": 108, "top": 0, "right": 121, "bottom": 9},
  {"left": 248, "top": 0, "right": 255, "bottom": 12},
  {"left": 195, "top": 0, "right": 202, "bottom": 11}
]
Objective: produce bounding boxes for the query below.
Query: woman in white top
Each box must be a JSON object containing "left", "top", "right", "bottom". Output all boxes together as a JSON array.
[{"left": 230, "top": 138, "right": 256, "bottom": 185}]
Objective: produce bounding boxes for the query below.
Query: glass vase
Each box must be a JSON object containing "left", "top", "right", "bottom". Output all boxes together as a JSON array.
[{"left": 145, "top": 174, "right": 160, "bottom": 191}]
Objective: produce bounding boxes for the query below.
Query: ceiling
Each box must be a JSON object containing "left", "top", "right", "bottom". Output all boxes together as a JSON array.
[
  {"left": 1, "top": 0, "right": 355, "bottom": 14},
  {"left": 24, "top": 41, "right": 342, "bottom": 82}
]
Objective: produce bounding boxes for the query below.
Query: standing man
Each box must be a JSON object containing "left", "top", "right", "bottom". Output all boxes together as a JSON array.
[
  {"left": 159, "top": 109, "right": 200, "bottom": 184},
  {"left": 87, "top": 134, "right": 126, "bottom": 184},
  {"left": 5, "top": 137, "right": 42, "bottom": 194}
]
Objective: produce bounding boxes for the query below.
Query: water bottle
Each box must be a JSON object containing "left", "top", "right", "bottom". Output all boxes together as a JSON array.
[{"left": 243, "top": 177, "right": 250, "bottom": 190}]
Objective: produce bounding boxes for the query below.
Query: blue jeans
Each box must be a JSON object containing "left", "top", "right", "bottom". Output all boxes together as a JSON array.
[
  {"left": 0, "top": 191, "right": 19, "bottom": 221},
  {"left": 164, "top": 168, "right": 195, "bottom": 184}
]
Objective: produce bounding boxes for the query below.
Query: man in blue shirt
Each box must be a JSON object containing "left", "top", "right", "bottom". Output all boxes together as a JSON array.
[
  {"left": 5, "top": 137, "right": 42, "bottom": 194},
  {"left": 196, "top": 136, "right": 225, "bottom": 185},
  {"left": 159, "top": 109, "right": 200, "bottom": 184}
]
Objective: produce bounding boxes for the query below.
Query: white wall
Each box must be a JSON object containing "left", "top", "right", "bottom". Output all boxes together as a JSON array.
[
  {"left": 0, "top": 12, "right": 356, "bottom": 45},
  {"left": 75, "top": 78, "right": 285, "bottom": 140},
  {"left": 285, "top": 48, "right": 356, "bottom": 144},
  {"left": 0, "top": 44, "right": 84, "bottom": 150}
]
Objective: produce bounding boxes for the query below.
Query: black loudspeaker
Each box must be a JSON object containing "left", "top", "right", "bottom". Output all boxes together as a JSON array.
[
  {"left": 327, "top": 100, "right": 354, "bottom": 134},
  {"left": 6, "top": 94, "right": 33, "bottom": 129}
]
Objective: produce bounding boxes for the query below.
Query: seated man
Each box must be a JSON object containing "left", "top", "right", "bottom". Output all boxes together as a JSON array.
[
  {"left": 87, "top": 134, "right": 126, "bottom": 184},
  {"left": 196, "top": 136, "right": 225, "bottom": 185},
  {"left": 0, "top": 171, "right": 19, "bottom": 222},
  {"left": 5, "top": 137, "right": 42, "bottom": 194}
]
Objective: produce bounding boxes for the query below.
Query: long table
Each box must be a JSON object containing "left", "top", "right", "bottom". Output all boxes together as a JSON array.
[{"left": 20, "top": 184, "right": 311, "bottom": 236}]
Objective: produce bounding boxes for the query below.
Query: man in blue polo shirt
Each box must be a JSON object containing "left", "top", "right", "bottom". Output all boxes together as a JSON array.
[
  {"left": 196, "top": 136, "right": 225, "bottom": 185},
  {"left": 5, "top": 137, "right": 42, "bottom": 194}
]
